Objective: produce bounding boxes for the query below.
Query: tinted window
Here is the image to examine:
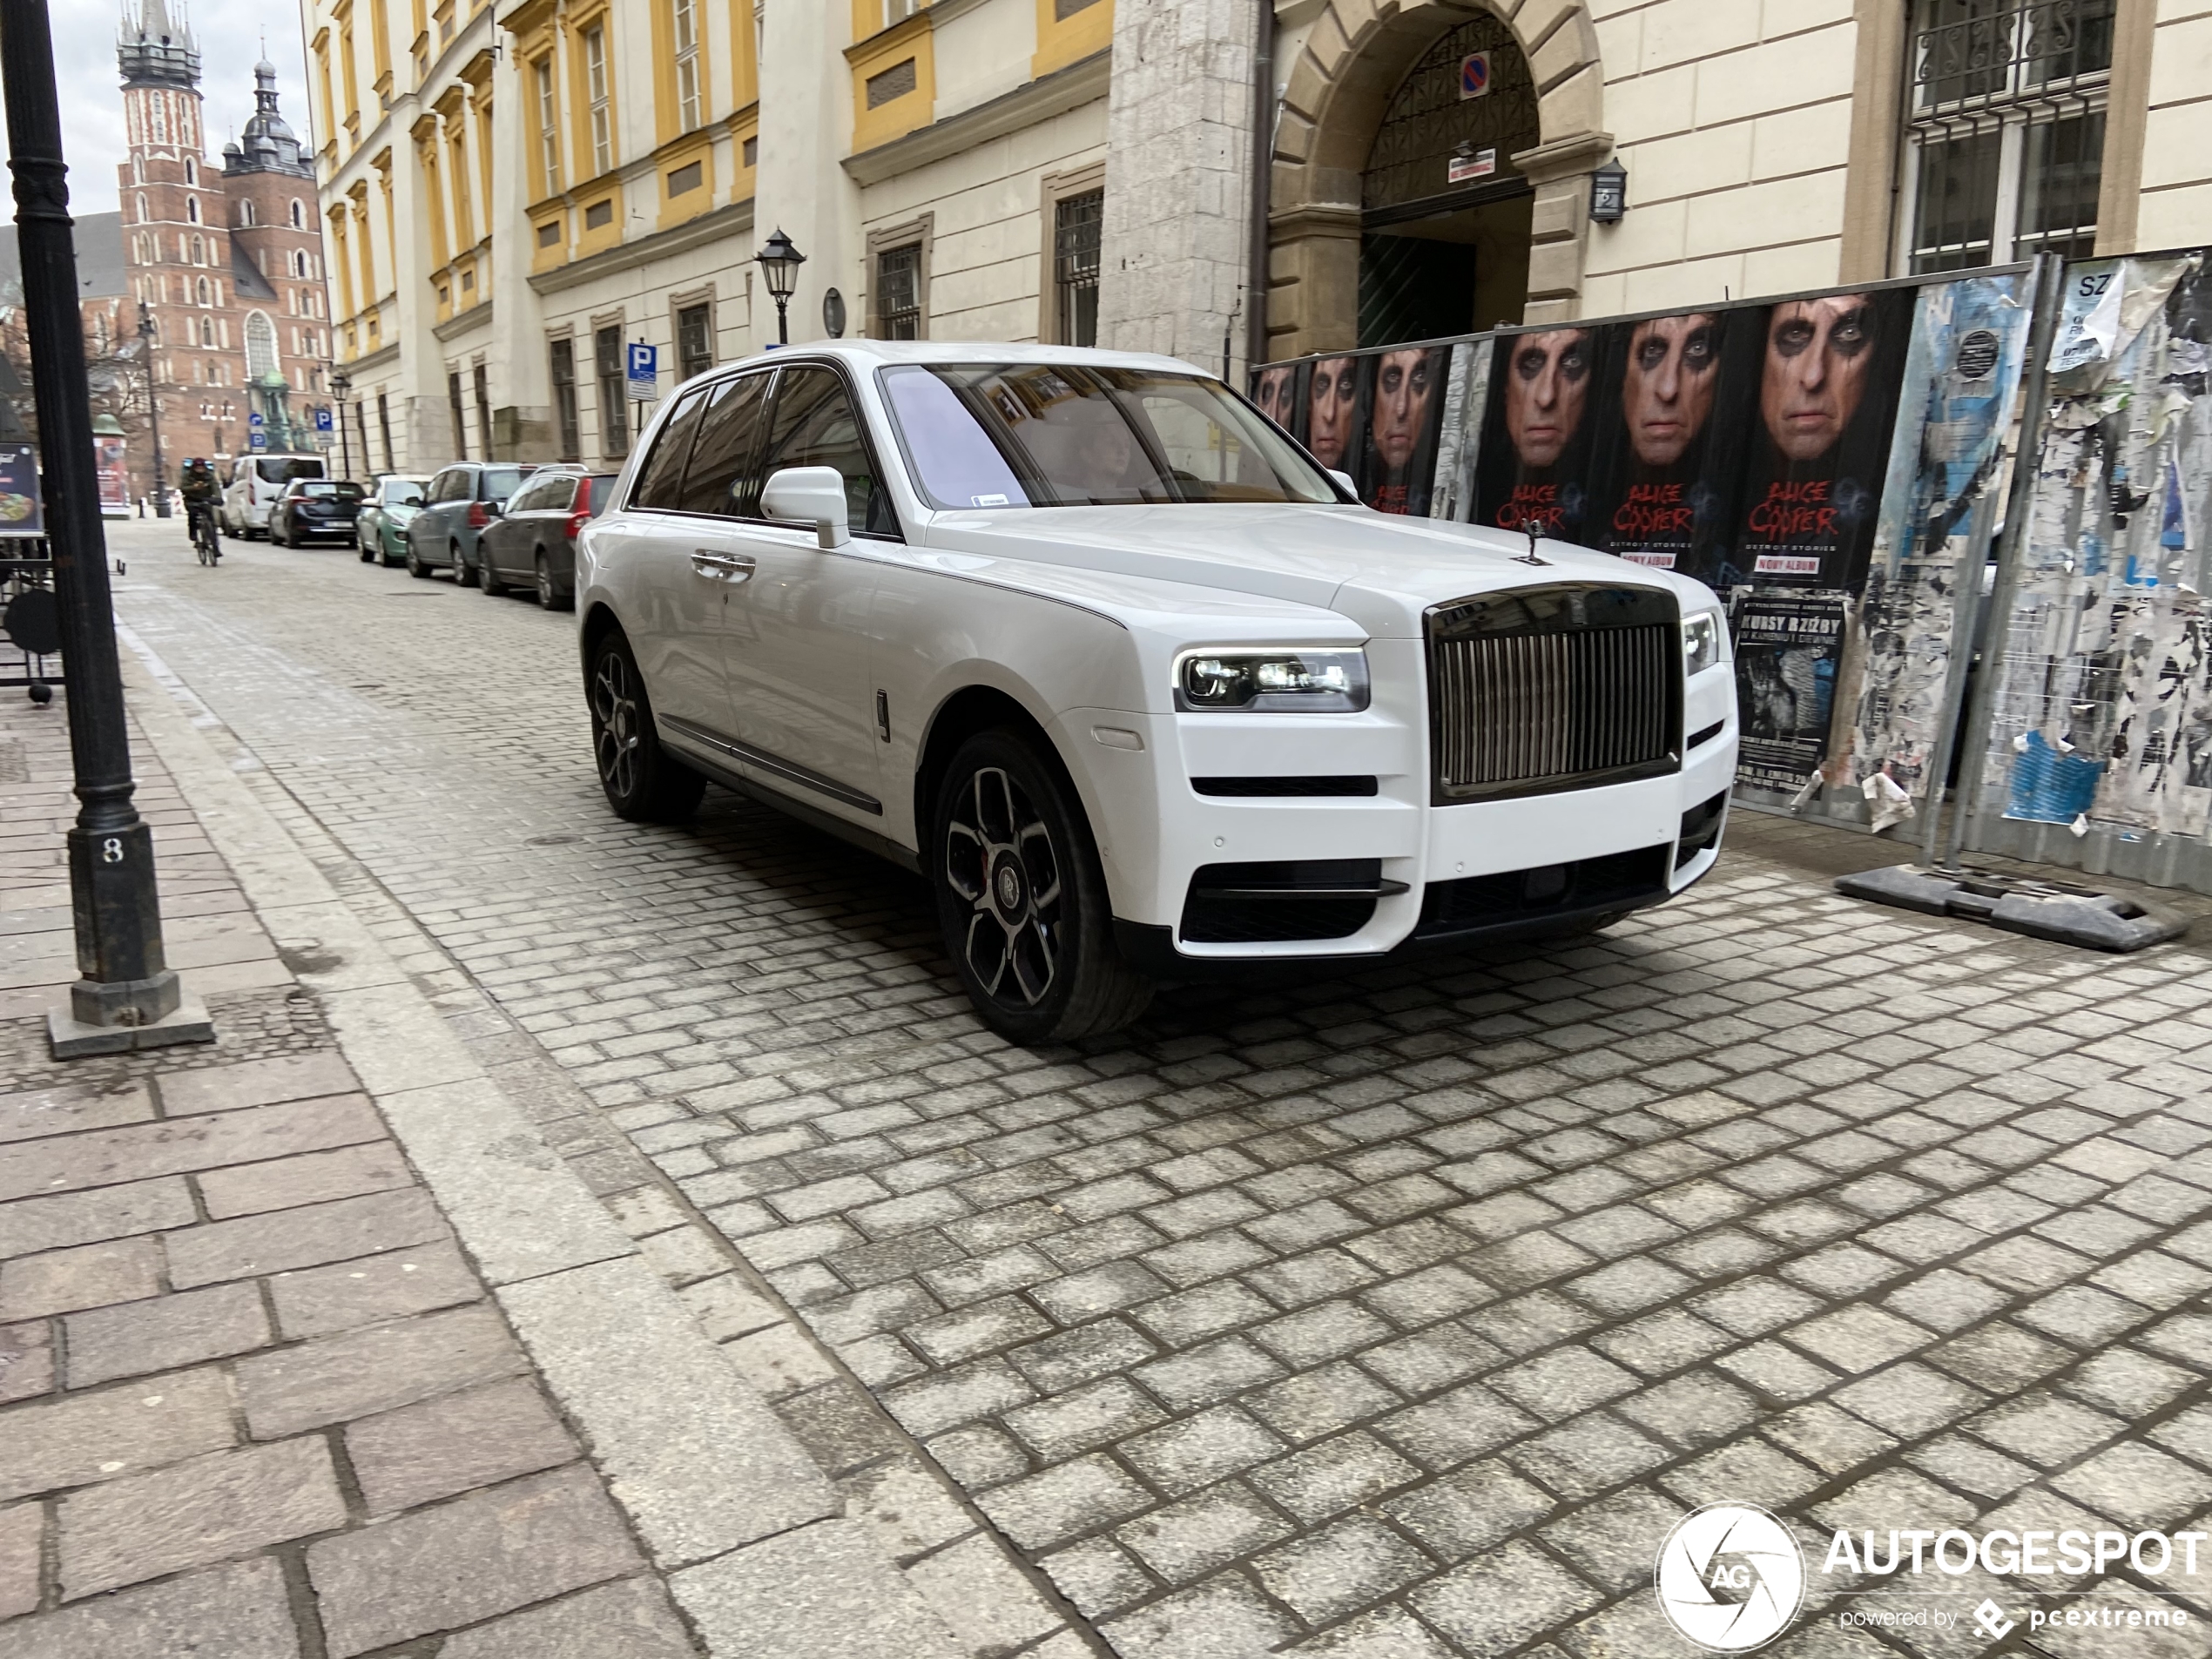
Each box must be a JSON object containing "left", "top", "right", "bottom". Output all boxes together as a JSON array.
[
  {"left": 383, "top": 479, "right": 426, "bottom": 506},
  {"left": 503, "top": 476, "right": 554, "bottom": 514},
  {"left": 759, "top": 367, "right": 896, "bottom": 536},
  {"left": 679, "top": 374, "right": 770, "bottom": 517},
  {"left": 535, "top": 476, "right": 579, "bottom": 512},
  {"left": 481, "top": 467, "right": 527, "bottom": 502},
  {"left": 429, "top": 470, "right": 466, "bottom": 502},
  {"left": 257, "top": 457, "right": 324, "bottom": 484},
  {"left": 633, "top": 389, "right": 707, "bottom": 510},
  {"left": 582, "top": 475, "right": 619, "bottom": 517}
]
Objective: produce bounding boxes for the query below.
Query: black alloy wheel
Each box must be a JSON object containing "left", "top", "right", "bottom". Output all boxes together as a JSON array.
[
  {"left": 586, "top": 631, "right": 705, "bottom": 823},
  {"left": 931, "top": 730, "right": 1151, "bottom": 1044}
]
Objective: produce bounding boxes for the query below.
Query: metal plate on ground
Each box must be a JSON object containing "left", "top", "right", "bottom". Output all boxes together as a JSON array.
[{"left": 1834, "top": 863, "right": 2189, "bottom": 952}]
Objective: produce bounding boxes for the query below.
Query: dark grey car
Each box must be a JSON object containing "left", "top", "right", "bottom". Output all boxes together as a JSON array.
[
  {"left": 403, "top": 462, "right": 535, "bottom": 584},
  {"left": 476, "top": 469, "right": 618, "bottom": 610}
]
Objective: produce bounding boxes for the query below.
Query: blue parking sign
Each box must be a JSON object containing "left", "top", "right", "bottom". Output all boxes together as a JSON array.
[
  {"left": 626, "top": 342, "right": 658, "bottom": 401},
  {"left": 314, "top": 407, "right": 334, "bottom": 432}
]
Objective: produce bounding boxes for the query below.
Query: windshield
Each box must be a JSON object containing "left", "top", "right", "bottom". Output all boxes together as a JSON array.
[
  {"left": 256, "top": 457, "right": 324, "bottom": 484},
  {"left": 879, "top": 364, "right": 1339, "bottom": 510},
  {"left": 298, "top": 482, "right": 363, "bottom": 499},
  {"left": 483, "top": 467, "right": 526, "bottom": 503},
  {"left": 383, "top": 480, "right": 426, "bottom": 505}
]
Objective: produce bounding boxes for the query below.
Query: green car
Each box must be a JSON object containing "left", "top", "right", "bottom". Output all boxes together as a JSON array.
[{"left": 357, "top": 475, "right": 433, "bottom": 567}]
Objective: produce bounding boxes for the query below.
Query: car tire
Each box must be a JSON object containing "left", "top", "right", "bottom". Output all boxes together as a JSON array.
[
  {"left": 269, "top": 520, "right": 287, "bottom": 548},
  {"left": 930, "top": 729, "right": 1152, "bottom": 1044},
  {"left": 450, "top": 543, "right": 475, "bottom": 587},
  {"left": 481, "top": 552, "right": 508, "bottom": 596},
  {"left": 358, "top": 536, "right": 374, "bottom": 563},
  {"left": 405, "top": 540, "right": 430, "bottom": 579},
  {"left": 535, "top": 551, "right": 566, "bottom": 611},
  {"left": 586, "top": 630, "right": 705, "bottom": 824}
]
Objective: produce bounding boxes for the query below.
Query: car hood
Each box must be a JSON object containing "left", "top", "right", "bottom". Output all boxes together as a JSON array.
[{"left": 919, "top": 502, "right": 1713, "bottom": 639}]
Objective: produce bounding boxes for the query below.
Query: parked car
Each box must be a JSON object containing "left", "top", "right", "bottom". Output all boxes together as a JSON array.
[
  {"left": 404, "top": 462, "right": 536, "bottom": 584},
  {"left": 358, "top": 474, "right": 433, "bottom": 566},
  {"left": 577, "top": 342, "right": 1739, "bottom": 1042},
  {"left": 221, "top": 455, "right": 327, "bottom": 538},
  {"left": 268, "top": 479, "right": 364, "bottom": 547},
  {"left": 477, "top": 469, "right": 618, "bottom": 610}
]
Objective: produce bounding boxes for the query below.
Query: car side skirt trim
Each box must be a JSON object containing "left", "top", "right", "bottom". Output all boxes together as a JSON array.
[
  {"left": 659, "top": 714, "right": 886, "bottom": 816},
  {"left": 670, "top": 743, "right": 921, "bottom": 873}
]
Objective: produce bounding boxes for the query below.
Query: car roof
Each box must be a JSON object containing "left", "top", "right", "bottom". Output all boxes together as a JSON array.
[{"left": 706, "top": 340, "right": 1211, "bottom": 380}]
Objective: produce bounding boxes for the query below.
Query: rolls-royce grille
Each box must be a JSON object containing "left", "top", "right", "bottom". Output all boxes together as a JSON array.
[{"left": 1427, "top": 584, "right": 1683, "bottom": 803}]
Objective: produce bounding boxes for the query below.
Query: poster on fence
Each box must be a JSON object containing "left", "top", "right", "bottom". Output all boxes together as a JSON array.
[
  {"left": 0, "top": 442, "right": 44, "bottom": 538},
  {"left": 1733, "top": 591, "right": 1846, "bottom": 791}
]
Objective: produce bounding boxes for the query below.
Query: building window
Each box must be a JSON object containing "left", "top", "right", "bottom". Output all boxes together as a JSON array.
[
  {"left": 378, "top": 391, "right": 394, "bottom": 472},
  {"left": 885, "top": 0, "right": 918, "bottom": 23},
  {"left": 1901, "top": 0, "right": 2114, "bottom": 273},
  {"left": 292, "top": 199, "right": 306, "bottom": 229},
  {"left": 585, "top": 26, "right": 613, "bottom": 176},
  {"left": 550, "top": 337, "right": 581, "bottom": 460},
  {"left": 448, "top": 370, "right": 469, "bottom": 459},
  {"left": 534, "top": 57, "right": 559, "bottom": 193},
  {"left": 186, "top": 197, "right": 199, "bottom": 224},
  {"left": 1054, "top": 188, "right": 1103, "bottom": 347},
  {"left": 673, "top": 0, "right": 701, "bottom": 132},
  {"left": 595, "top": 325, "right": 628, "bottom": 457},
  {"left": 677, "top": 302, "right": 712, "bottom": 380},
  {"left": 474, "top": 364, "right": 493, "bottom": 458},
  {"left": 743, "top": 135, "right": 758, "bottom": 168},
  {"left": 241, "top": 199, "right": 255, "bottom": 226},
  {"left": 876, "top": 243, "right": 921, "bottom": 340},
  {"left": 195, "top": 276, "right": 211, "bottom": 306}
]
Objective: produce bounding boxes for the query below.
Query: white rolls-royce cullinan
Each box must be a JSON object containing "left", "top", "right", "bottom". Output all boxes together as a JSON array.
[{"left": 577, "top": 341, "right": 1737, "bottom": 1042}]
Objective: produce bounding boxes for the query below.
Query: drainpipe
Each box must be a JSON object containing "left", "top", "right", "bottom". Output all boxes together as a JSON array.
[{"left": 1245, "top": 0, "right": 1276, "bottom": 378}]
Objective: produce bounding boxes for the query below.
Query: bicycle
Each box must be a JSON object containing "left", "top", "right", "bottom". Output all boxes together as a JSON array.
[{"left": 186, "top": 502, "right": 220, "bottom": 566}]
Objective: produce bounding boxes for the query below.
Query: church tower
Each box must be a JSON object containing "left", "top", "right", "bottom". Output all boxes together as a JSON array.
[{"left": 117, "top": 0, "right": 244, "bottom": 472}]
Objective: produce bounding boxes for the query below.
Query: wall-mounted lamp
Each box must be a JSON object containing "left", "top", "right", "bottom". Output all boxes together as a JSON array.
[{"left": 1589, "top": 158, "right": 1628, "bottom": 223}]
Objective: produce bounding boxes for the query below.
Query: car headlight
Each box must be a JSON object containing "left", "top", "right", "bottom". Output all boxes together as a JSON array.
[
  {"left": 1174, "top": 648, "right": 1371, "bottom": 711},
  {"left": 1683, "top": 610, "right": 1727, "bottom": 678}
]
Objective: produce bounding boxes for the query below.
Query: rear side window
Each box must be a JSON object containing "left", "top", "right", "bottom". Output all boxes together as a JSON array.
[
  {"left": 258, "top": 457, "right": 323, "bottom": 484},
  {"left": 536, "top": 477, "right": 579, "bottom": 512},
  {"left": 583, "top": 475, "right": 618, "bottom": 516},
  {"left": 679, "top": 374, "right": 770, "bottom": 517},
  {"left": 759, "top": 367, "right": 896, "bottom": 537},
  {"left": 633, "top": 389, "right": 707, "bottom": 510},
  {"left": 430, "top": 470, "right": 466, "bottom": 502}
]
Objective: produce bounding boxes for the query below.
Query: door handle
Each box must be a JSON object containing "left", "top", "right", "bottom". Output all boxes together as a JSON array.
[{"left": 691, "top": 550, "right": 756, "bottom": 582}]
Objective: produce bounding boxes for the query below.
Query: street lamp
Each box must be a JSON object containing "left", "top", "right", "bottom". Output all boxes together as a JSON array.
[
  {"left": 754, "top": 227, "right": 806, "bottom": 347},
  {"left": 136, "top": 299, "right": 168, "bottom": 516},
  {"left": 330, "top": 364, "right": 353, "bottom": 481},
  {"left": 3, "top": 0, "right": 211, "bottom": 1055}
]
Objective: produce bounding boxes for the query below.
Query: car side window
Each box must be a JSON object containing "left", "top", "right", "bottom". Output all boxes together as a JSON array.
[
  {"left": 679, "top": 373, "right": 770, "bottom": 518},
  {"left": 429, "top": 470, "right": 463, "bottom": 502},
  {"left": 759, "top": 367, "right": 897, "bottom": 537},
  {"left": 633, "top": 389, "right": 707, "bottom": 510},
  {"left": 536, "top": 477, "right": 578, "bottom": 513},
  {"left": 506, "top": 477, "right": 554, "bottom": 515}
]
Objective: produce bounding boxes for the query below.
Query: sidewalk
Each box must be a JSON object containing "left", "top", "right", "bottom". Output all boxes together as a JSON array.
[{"left": 0, "top": 664, "right": 1089, "bottom": 1655}]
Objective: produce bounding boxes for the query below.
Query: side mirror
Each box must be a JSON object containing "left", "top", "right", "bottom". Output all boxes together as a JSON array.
[
  {"left": 762, "top": 465, "right": 851, "bottom": 550},
  {"left": 1327, "top": 469, "right": 1357, "bottom": 499}
]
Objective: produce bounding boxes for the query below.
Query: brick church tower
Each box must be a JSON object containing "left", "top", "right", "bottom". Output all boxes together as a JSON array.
[{"left": 116, "top": 1, "right": 333, "bottom": 485}]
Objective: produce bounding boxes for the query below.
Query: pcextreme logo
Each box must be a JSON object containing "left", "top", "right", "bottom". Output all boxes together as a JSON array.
[{"left": 1655, "top": 1503, "right": 1805, "bottom": 1652}]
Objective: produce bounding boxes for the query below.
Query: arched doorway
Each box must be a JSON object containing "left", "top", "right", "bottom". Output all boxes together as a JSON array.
[
  {"left": 1265, "top": 0, "right": 1609, "bottom": 360},
  {"left": 1359, "top": 14, "right": 1540, "bottom": 344}
]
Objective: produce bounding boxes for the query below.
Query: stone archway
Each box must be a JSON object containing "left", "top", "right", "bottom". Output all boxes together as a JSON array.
[{"left": 1268, "top": 0, "right": 1610, "bottom": 358}]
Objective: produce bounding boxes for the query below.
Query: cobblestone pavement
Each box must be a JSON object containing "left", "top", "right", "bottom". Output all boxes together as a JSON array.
[
  {"left": 103, "top": 518, "right": 2212, "bottom": 1658},
  {"left": 0, "top": 691, "right": 697, "bottom": 1656}
]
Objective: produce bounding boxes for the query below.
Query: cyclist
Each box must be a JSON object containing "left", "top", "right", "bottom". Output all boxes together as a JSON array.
[{"left": 179, "top": 458, "right": 220, "bottom": 563}]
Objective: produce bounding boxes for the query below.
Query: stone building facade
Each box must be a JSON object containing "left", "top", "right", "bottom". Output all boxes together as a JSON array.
[
  {"left": 116, "top": 0, "right": 335, "bottom": 484},
  {"left": 312, "top": 0, "right": 2212, "bottom": 471}
]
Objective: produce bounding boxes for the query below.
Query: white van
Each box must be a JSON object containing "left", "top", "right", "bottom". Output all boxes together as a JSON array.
[{"left": 222, "top": 455, "right": 327, "bottom": 538}]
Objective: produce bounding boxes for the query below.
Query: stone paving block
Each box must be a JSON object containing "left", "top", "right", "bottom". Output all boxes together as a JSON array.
[
  {"left": 155, "top": 1051, "right": 358, "bottom": 1116},
  {"left": 0, "top": 1237, "right": 161, "bottom": 1321},
  {"left": 1251, "top": 1514, "right": 1429, "bottom": 1625},
  {"left": 268, "top": 1237, "right": 479, "bottom": 1339},
  {"left": 1967, "top": 1393, "right": 2128, "bottom": 1469},
  {"left": 438, "top": 1576, "right": 697, "bottom": 1659},
  {"left": 1385, "top": 1456, "right": 1555, "bottom": 1561},
  {"left": 311, "top": 1465, "right": 644, "bottom": 1656},
  {"left": 164, "top": 1185, "right": 447, "bottom": 1288},
  {"left": 0, "top": 1555, "right": 297, "bottom": 1659},
  {"left": 0, "top": 1498, "right": 38, "bottom": 1619},
  {"left": 57, "top": 1433, "right": 347, "bottom": 1598},
  {"left": 1250, "top": 1431, "right": 1422, "bottom": 1525},
  {"left": 838, "top": 1454, "right": 975, "bottom": 1560},
  {"left": 1120, "top": 1405, "right": 1286, "bottom": 1497},
  {"left": 1377, "top": 1381, "right": 1539, "bottom": 1472},
  {"left": 237, "top": 1301, "right": 523, "bottom": 1438},
  {"left": 345, "top": 1376, "right": 577, "bottom": 1515},
  {"left": 0, "top": 1081, "right": 153, "bottom": 1145},
  {"left": 0, "top": 1317, "right": 51, "bottom": 1404},
  {"left": 0, "top": 1095, "right": 381, "bottom": 1204},
  {"left": 977, "top": 1453, "right": 1154, "bottom": 1551},
  {"left": 776, "top": 1382, "right": 911, "bottom": 1476},
  {"left": 0, "top": 1176, "right": 197, "bottom": 1260},
  {"left": 1510, "top": 1412, "right": 1670, "bottom": 1501},
  {"left": 1287, "top": 1603, "right": 1460, "bottom": 1659},
  {"left": 1008, "top": 1377, "right": 1170, "bottom": 1461},
  {"left": 1830, "top": 1362, "right": 1987, "bottom": 1440},
  {"left": 1489, "top": 1345, "right": 1640, "bottom": 1422},
  {"left": 1410, "top": 1538, "right": 1603, "bottom": 1655},
  {"left": 0, "top": 1364, "right": 233, "bottom": 1501},
  {"left": 64, "top": 1280, "right": 269, "bottom": 1388},
  {"left": 1135, "top": 1334, "right": 1285, "bottom": 1413},
  {"left": 1100, "top": 1571, "right": 1300, "bottom": 1659},
  {"left": 1041, "top": 1534, "right": 1156, "bottom": 1619},
  {"left": 904, "top": 1532, "right": 1062, "bottom": 1655},
  {"left": 193, "top": 1141, "right": 412, "bottom": 1219}
]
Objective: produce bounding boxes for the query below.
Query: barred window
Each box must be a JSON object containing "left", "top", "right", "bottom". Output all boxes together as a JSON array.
[
  {"left": 596, "top": 324, "right": 629, "bottom": 457},
  {"left": 677, "top": 302, "right": 713, "bottom": 381},
  {"left": 1054, "top": 189, "right": 1102, "bottom": 348},
  {"left": 550, "top": 338, "right": 580, "bottom": 461},
  {"left": 1901, "top": 0, "right": 2113, "bottom": 273},
  {"left": 877, "top": 244, "right": 921, "bottom": 341}
]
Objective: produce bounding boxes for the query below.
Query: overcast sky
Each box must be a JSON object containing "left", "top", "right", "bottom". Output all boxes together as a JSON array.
[{"left": 0, "top": 0, "right": 315, "bottom": 219}]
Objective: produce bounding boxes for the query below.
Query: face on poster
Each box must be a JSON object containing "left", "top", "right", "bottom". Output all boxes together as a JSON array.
[
  {"left": 1252, "top": 364, "right": 1298, "bottom": 434},
  {"left": 1737, "top": 291, "right": 1912, "bottom": 588},
  {"left": 1476, "top": 326, "right": 1599, "bottom": 538},
  {"left": 1307, "top": 354, "right": 1361, "bottom": 472},
  {"left": 1365, "top": 346, "right": 1448, "bottom": 516},
  {"left": 1597, "top": 312, "right": 1730, "bottom": 569}
]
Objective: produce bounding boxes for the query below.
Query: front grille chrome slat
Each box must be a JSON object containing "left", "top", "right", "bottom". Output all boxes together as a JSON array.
[{"left": 1426, "top": 584, "right": 1683, "bottom": 805}]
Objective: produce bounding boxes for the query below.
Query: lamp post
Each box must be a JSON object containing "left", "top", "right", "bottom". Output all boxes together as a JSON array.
[
  {"left": 754, "top": 227, "right": 806, "bottom": 347},
  {"left": 3, "top": 0, "right": 211, "bottom": 1055},
  {"left": 136, "top": 300, "right": 168, "bottom": 516},
  {"left": 330, "top": 365, "right": 352, "bottom": 481}
]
